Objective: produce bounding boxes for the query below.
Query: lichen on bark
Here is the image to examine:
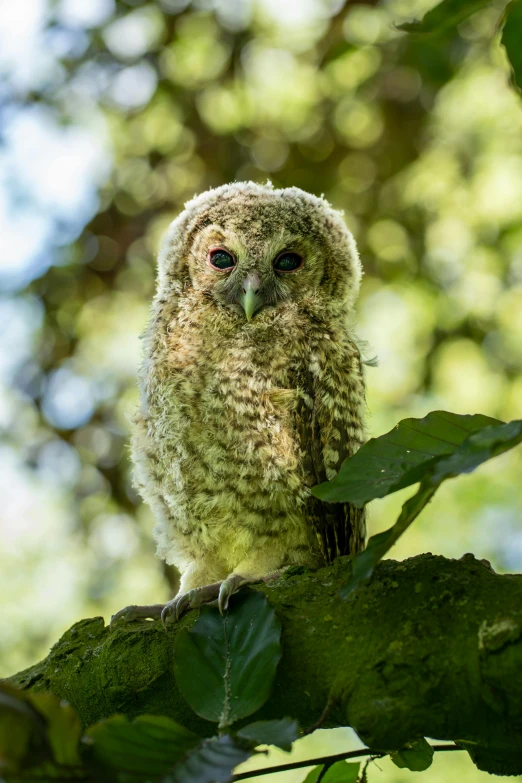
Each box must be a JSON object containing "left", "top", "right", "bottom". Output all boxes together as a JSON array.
[{"left": 6, "top": 553, "right": 522, "bottom": 776}]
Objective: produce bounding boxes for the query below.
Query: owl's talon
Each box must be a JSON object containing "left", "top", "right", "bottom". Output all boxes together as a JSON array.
[
  {"left": 218, "top": 575, "right": 247, "bottom": 615},
  {"left": 175, "top": 592, "right": 191, "bottom": 621},
  {"left": 161, "top": 603, "right": 174, "bottom": 630},
  {"left": 218, "top": 583, "right": 230, "bottom": 615},
  {"left": 161, "top": 582, "right": 226, "bottom": 626},
  {"left": 110, "top": 606, "right": 134, "bottom": 630}
]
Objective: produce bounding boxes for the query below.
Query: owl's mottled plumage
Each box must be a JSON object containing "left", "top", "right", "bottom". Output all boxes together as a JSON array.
[{"left": 113, "top": 181, "right": 367, "bottom": 625}]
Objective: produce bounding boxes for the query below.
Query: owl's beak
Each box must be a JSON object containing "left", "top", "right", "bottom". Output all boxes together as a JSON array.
[{"left": 238, "top": 271, "right": 264, "bottom": 321}]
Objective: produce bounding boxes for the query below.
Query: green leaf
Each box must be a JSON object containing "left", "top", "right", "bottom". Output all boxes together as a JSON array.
[
  {"left": 85, "top": 714, "right": 199, "bottom": 779},
  {"left": 302, "top": 762, "right": 360, "bottom": 783},
  {"left": 302, "top": 766, "right": 324, "bottom": 783},
  {"left": 8, "top": 761, "right": 89, "bottom": 781},
  {"left": 164, "top": 735, "right": 252, "bottom": 783},
  {"left": 338, "top": 416, "right": 522, "bottom": 596},
  {"left": 391, "top": 738, "right": 434, "bottom": 771},
  {"left": 430, "top": 420, "right": 522, "bottom": 483},
  {"left": 29, "top": 693, "right": 82, "bottom": 766},
  {"left": 174, "top": 590, "right": 282, "bottom": 728},
  {"left": 501, "top": 0, "right": 522, "bottom": 95},
  {"left": 236, "top": 718, "right": 300, "bottom": 751},
  {"left": 323, "top": 762, "right": 360, "bottom": 783},
  {"left": 312, "top": 411, "right": 499, "bottom": 506},
  {"left": 0, "top": 684, "right": 49, "bottom": 773},
  {"left": 396, "top": 0, "right": 491, "bottom": 33},
  {"left": 0, "top": 687, "right": 87, "bottom": 780}
]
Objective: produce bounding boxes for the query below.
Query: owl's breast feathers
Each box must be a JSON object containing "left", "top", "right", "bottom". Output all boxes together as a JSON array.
[{"left": 135, "top": 298, "right": 366, "bottom": 567}]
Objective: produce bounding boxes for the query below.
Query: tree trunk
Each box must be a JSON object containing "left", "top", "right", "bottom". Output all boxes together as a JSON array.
[{"left": 6, "top": 553, "right": 522, "bottom": 776}]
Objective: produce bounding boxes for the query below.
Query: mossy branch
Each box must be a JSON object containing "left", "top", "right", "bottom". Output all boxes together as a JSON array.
[{"left": 6, "top": 554, "right": 522, "bottom": 776}]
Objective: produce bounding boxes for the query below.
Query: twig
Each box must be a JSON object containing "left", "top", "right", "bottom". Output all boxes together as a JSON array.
[
  {"left": 357, "top": 757, "right": 371, "bottom": 783},
  {"left": 232, "top": 744, "right": 462, "bottom": 781},
  {"left": 304, "top": 696, "right": 337, "bottom": 735},
  {"left": 315, "top": 761, "right": 333, "bottom": 783}
]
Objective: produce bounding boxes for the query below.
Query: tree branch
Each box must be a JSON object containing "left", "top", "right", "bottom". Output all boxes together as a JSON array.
[
  {"left": 232, "top": 744, "right": 462, "bottom": 780},
  {"left": 6, "top": 553, "right": 522, "bottom": 776}
]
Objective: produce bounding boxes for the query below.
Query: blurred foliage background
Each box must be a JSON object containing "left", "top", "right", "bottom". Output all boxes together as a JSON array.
[{"left": 2, "top": 0, "right": 522, "bottom": 779}]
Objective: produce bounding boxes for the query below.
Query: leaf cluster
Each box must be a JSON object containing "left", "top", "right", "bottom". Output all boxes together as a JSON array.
[
  {"left": 4, "top": 403, "right": 520, "bottom": 781},
  {"left": 397, "top": 0, "right": 522, "bottom": 95},
  {"left": 313, "top": 411, "right": 522, "bottom": 595},
  {"left": 1, "top": 592, "right": 299, "bottom": 783},
  {"left": 0, "top": 586, "right": 455, "bottom": 783}
]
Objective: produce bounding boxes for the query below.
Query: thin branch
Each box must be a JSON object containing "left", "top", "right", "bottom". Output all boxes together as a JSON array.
[
  {"left": 315, "top": 762, "right": 333, "bottom": 783},
  {"left": 358, "top": 757, "right": 371, "bottom": 783},
  {"left": 233, "top": 749, "right": 384, "bottom": 781},
  {"left": 232, "top": 744, "right": 463, "bottom": 781},
  {"left": 304, "top": 696, "right": 337, "bottom": 735}
]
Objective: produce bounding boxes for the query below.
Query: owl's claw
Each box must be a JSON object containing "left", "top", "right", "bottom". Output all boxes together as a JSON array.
[
  {"left": 160, "top": 603, "right": 174, "bottom": 629},
  {"left": 110, "top": 603, "right": 165, "bottom": 630},
  {"left": 160, "top": 593, "right": 190, "bottom": 628},
  {"left": 218, "top": 574, "right": 247, "bottom": 614},
  {"left": 161, "top": 582, "right": 223, "bottom": 628},
  {"left": 112, "top": 575, "right": 258, "bottom": 631},
  {"left": 175, "top": 595, "right": 188, "bottom": 622}
]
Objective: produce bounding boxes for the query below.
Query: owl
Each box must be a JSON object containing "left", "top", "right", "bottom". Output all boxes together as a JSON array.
[{"left": 111, "top": 181, "right": 367, "bottom": 628}]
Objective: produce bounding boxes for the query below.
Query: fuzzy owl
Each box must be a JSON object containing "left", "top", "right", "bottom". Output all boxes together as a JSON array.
[{"left": 111, "top": 181, "right": 367, "bottom": 628}]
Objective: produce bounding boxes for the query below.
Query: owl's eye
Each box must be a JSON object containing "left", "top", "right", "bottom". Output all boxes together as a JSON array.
[
  {"left": 209, "top": 248, "right": 236, "bottom": 271},
  {"left": 274, "top": 252, "right": 303, "bottom": 272}
]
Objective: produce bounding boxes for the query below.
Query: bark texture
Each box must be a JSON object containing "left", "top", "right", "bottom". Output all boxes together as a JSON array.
[{"left": 6, "top": 553, "right": 522, "bottom": 776}]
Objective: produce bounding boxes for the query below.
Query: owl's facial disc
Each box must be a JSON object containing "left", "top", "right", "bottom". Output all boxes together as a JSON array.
[{"left": 201, "top": 233, "right": 311, "bottom": 321}]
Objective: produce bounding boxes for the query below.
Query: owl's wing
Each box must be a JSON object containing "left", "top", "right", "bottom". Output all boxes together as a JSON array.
[{"left": 296, "top": 340, "right": 367, "bottom": 564}]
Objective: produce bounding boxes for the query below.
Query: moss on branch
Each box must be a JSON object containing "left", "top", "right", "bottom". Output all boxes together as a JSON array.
[{"left": 7, "top": 554, "right": 522, "bottom": 776}]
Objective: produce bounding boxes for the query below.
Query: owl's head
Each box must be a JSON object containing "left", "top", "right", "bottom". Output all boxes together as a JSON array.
[{"left": 157, "top": 182, "right": 361, "bottom": 322}]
